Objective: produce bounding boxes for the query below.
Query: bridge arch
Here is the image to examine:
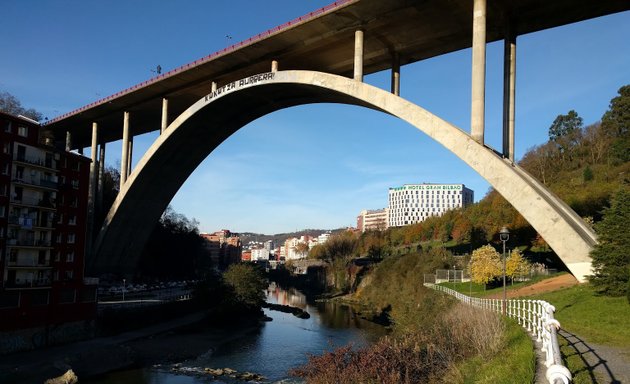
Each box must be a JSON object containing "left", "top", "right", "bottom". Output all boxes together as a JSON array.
[{"left": 91, "top": 70, "right": 596, "bottom": 281}]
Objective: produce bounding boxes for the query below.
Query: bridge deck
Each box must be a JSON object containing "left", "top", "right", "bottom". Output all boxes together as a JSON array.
[{"left": 44, "top": 0, "right": 629, "bottom": 148}]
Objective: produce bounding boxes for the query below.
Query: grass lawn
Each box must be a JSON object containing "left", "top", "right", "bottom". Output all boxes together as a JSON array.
[
  {"left": 439, "top": 273, "right": 564, "bottom": 297},
  {"left": 526, "top": 284, "right": 630, "bottom": 348}
]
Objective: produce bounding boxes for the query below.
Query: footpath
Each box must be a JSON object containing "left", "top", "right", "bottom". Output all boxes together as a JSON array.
[
  {"left": 0, "top": 311, "right": 207, "bottom": 384},
  {"left": 489, "top": 274, "right": 630, "bottom": 383}
]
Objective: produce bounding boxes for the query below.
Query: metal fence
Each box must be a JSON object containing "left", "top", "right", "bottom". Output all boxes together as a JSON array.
[{"left": 424, "top": 283, "right": 571, "bottom": 384}]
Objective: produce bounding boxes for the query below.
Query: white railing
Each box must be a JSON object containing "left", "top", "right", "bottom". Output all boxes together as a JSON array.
[{"left": 424, "top": 283, "right": 571, "bottom": 384}]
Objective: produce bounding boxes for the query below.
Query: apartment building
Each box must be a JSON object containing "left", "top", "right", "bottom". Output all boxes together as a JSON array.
[{"left": 0, "top": 112, "right": 96, "bottom": 331}]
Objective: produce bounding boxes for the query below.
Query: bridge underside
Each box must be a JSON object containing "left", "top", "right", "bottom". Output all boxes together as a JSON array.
[{"left": 91, "top": 71, "right": 596, "bottom": 281}]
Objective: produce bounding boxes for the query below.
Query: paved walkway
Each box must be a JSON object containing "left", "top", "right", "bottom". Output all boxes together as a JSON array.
[{"left": 559, "top": 329, "right": 630, "bottom": 384}]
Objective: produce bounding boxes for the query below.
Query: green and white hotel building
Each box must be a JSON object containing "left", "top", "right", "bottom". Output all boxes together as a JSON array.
[{"left": 388, "top": 183, "right": 474, "bottom": 227}]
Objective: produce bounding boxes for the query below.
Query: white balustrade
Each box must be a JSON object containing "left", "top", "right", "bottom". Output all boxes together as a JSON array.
[{"left": 424, "top": 283, "right": 571, "bottom": 384}]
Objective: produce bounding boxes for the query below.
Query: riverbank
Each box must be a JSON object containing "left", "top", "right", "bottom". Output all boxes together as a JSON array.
[{"left": 0, "top": 311, "right": 261, "bottom": 384}]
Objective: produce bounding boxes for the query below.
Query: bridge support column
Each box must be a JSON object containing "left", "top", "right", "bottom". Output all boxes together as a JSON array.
[
  {"left": 470, "top": 0, "right": 487, "bottom": 144},
  {"left": 211, "top": 82, "right": 217, "bottom": 92},
  {"left": 65, "top": 131, "right": 72, "bottom": 151},
  {"left": 354, "top": 29, "right": 364, "bottom": 82},
  {"left": 127, "top": 137, "right": 133, "bottom": 177},
  {"left": 271, "top": 60, "right": 279, "bottom": 72},
  {"left": 502, "top": 28, "right": 516, "bottom": 161},
  {"left": 97, "top": 141, "right": 106, "bottom": 219},
  {"left": 78, "top": 147, "right": 83, "bottom": 155},
  {"left": 391, "top": 53, "right": 400, "bottom": 96},
  {"left": 87, "top": 122, "right": 99, "bottom": 257},
  {"left": 120, "top": 111, "right": 130, "bottom": 189},
  {"left": 161, "top": 98, "right": 169, "bottom": 134}
]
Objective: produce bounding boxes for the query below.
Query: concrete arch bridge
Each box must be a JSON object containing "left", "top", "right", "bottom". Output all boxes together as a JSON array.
[{"left": 43, "top": 0, "right": 630, "bottom": 282}]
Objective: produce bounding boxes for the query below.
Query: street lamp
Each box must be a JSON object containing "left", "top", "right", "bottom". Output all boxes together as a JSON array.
[
  {"left": 499, "top": 226, "right": 510, "bottom": 315},
  {"left": 122, "top": 278, "right": 126, "bottom": 302}
]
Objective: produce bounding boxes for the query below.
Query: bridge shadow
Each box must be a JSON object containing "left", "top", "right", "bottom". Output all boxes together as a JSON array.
[{"left": 558, "top": 329, "right": 621, "bottom": 384}]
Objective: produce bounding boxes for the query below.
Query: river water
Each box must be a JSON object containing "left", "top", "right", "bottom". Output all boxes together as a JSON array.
[{"left": 85, "top": 283, "right": 387, "bottom": 383}]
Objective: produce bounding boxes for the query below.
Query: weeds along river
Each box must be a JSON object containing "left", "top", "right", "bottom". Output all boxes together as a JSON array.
[{"left": 84, "top": 283, "right": 388, "bottom": 383}]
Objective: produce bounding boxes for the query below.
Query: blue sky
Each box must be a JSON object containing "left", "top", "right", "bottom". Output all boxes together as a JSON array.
[{"left": 1, "top": 2, "right": 629, "bottom": 234}]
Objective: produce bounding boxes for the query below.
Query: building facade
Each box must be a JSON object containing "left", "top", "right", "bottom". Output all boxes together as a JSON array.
[
  {"left": 1, "top": 112, "right": 96, "bottom": 331},
  {"left": 388, "top": 183, "right": 474, "bottom": 227},
  {"left": 357, "top": 208, "right": 388, "bottom": 232},
  {"left": 201, "top": 229, "right": 242, "bottom": 268}
]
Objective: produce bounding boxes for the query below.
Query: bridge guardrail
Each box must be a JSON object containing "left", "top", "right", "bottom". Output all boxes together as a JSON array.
[{"left": 424, "top": 283, "right": 571, "bottom": 384}]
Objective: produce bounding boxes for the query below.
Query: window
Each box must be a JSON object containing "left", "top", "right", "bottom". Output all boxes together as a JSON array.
[
  {"left": 68, "top": 215, "right": 76, "bottom": 225},
  {"left": 1, "top": 163, "right": 8, "bottom": 175},
  {"left": 67, "top": 233, "right": 75, "bottom": 244},
  {"left": 71, "top": 180, "right": 79, "bottom": 189},
  {"left": 56, "top": 213, "right": 63, "bottom": 224},
  {"left": 0, "top": 206, "right": 4, "bottom": 217},
  {"left": 66, "top": 251, "right": 74, "bottom": 262},
  {"left": 17, "top": 126, "right": 28, "bottom": 137},
  {"left": 3, "top": 121, "right": 12, "bottom": 133},
  {"left": 2, "top": 142, "right": 9, "bottom": 154},
  {"left": 54, "top": 251, "right": 60, "bottom": 262},
  {"left": 59, "top": 288, "right": 76, "bottom": 303}
]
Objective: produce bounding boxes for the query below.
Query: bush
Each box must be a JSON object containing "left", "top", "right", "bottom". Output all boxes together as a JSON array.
[{"left": 290, "top": 303, "right": 505, "bottom": 383}]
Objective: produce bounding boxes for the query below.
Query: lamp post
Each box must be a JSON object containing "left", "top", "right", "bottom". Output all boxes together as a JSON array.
[
  {"left": 122, "top": 278, "right": 126, "bottom": 302},
  {"left": 499, "top": 227, "right": 510, "bottom": 315}
]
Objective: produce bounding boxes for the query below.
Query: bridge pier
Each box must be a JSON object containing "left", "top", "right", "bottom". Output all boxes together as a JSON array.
[
  {"left": 97, "top": 142, "right": 106, "bottom": 219},
  {"left": 65, "top": 131, "right": 72, "bottom": 152},
  {"left": 470, "top": 0, "right": 487, "bottom": 144},
  {"left": 391, "top": 53, "right": 400, "bottom": 96},
  {"left": 271, "top": 60, "right": 279, "bottom": 72},
  {"left": 354, "top": 29, "right": 364, "bottom": 82},
  {"left": 127, "top": 136, "right": 133, "bottom": 177},
  {"left": 120, "top": 111, "right": 131, "bottom": 189},
  {"left": 86, "top": 122, "right": 99, "bottom": 258},
  {"left": 161, "top": 98, "right": 169, "bottom": 134},
  {"left": 502, "top": 26, "right": 516, "bottom": 161}
]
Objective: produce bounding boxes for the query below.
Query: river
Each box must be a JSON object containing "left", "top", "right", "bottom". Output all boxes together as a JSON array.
[{"left": 84, "top": 283, "right": 388, "bottom": 383}]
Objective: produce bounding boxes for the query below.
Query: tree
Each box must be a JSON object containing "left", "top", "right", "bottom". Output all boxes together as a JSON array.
[
  {"left": 294, "top": 241, "right": 310, "bottom": 259},
  {"left": 0, "top": 91, "right": 43, "bottom": 121},
  {"left": 601, "top": 85, "right": 630, "bottom": 163},
  {"left": 470, "top": 245, "right": 501, "bottom": 286},
  {"left": 549, "top": 110, "right": 583, "bottom": 142},
  {"left": 505, "top": 248, "right": 530, "bottom": 284},
  {"left": 223, "top": 263, "right": 268, "bottom": 308},
  {"left": 589, "top": 188, "right": 630, "bottom": 298}
]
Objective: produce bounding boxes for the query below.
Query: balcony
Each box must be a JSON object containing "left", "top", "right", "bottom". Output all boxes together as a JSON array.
[
  {"left": 9, "top": 196, "right": 56, "bottom": 209},
  {"left": 13, "top": 154, "right": 56, "bottom": 170},
  {"left": 12, "top": 177, "right": 59, "bottom": 191},
  {"left": 6, "top": 238, "right": 52, "bottom": 248},
  {"left": 5, "top": 278, "right": 52, "bottom": 289},
  {"left": 7, "top": 216, "right": 55, "bottom": 229},
  {"left": 7, "top": 260, "right": 51, "bottom": 268}
]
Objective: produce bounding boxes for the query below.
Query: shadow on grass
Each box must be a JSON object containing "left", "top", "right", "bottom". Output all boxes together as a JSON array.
[{"left": 559, "top": 329, "right": 621, "bottom": 384}]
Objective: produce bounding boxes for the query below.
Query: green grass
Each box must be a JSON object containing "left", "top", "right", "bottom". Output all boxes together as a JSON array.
[
  {"left": 450, "top": 318, "right": 535, "bottom": 384},
  {"left": 438, "top": 272, "right": 565, "bottom": 297},
  {"left": 527, "top": 284, "right": 630, "bottom": 348}
]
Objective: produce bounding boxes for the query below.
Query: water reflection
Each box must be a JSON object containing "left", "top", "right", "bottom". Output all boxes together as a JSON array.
[{"left": 85, "top": 283, "right": 387, "bottom": 384}]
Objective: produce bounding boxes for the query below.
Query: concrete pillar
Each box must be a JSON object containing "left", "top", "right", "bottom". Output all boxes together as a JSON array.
[
  {"left": 353, "top": 29, "right": 364, "bottom": 82},
  {"left": 120, "top": 111, "right": 130, "bottom": 189},
  {"left": 470, "top": 0, "right": 487, "bottom": 144},
  {"left": 127, "top": 136, "right": 133, "bottom": 177},
  {"left": 78, "top": 147, "right": 84, "bottom": 155},
  {"left": 502, "top": 29, "right": 516, "bottom": 161},
  {"left": 161, "top": 98, "right": 169, "bottom": 134},
  {"left": 211, "top": 82, "right": 217, "bottom": 92},
  {"left": 65, "top": 131, "right": 72, "bottom": 152},
  {"left": 86, "top": 122, "right": 99, "bottom": 257},
  {"left": 391, "top": 53, "right": 400, "bottom": 96},
  {"left": 97, "top": 142, "right": 106, "bottom": 218},
  {"left": 271, "top": 60, "right": 279, "bottom": 72}
]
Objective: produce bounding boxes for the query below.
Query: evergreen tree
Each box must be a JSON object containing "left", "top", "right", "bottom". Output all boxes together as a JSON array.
[
  {"left": 589, "top": 188, "right": 630, "bottom": 298},
  {"left": 601, "top": 85, "right": 630, "bottom": 163}
]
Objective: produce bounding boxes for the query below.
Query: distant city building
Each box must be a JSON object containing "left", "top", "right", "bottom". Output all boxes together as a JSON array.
[
  {"left": 200, "top": 229, "right": 242, "bottom": 268},
  {"left": 388, "top": 183, "right": 474, "bottom": 227},
  {"left": 0, "top": 112, "right": 96, "bottom": 331},
  {"left": 241, "top": 250, "right": 251, "bottom": 262},
  {"left": 251, "top": 247, "right": 269, "bottom": 262},
  {"left": 357, "top": 208, "right": 388, "bottom": 232}
]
